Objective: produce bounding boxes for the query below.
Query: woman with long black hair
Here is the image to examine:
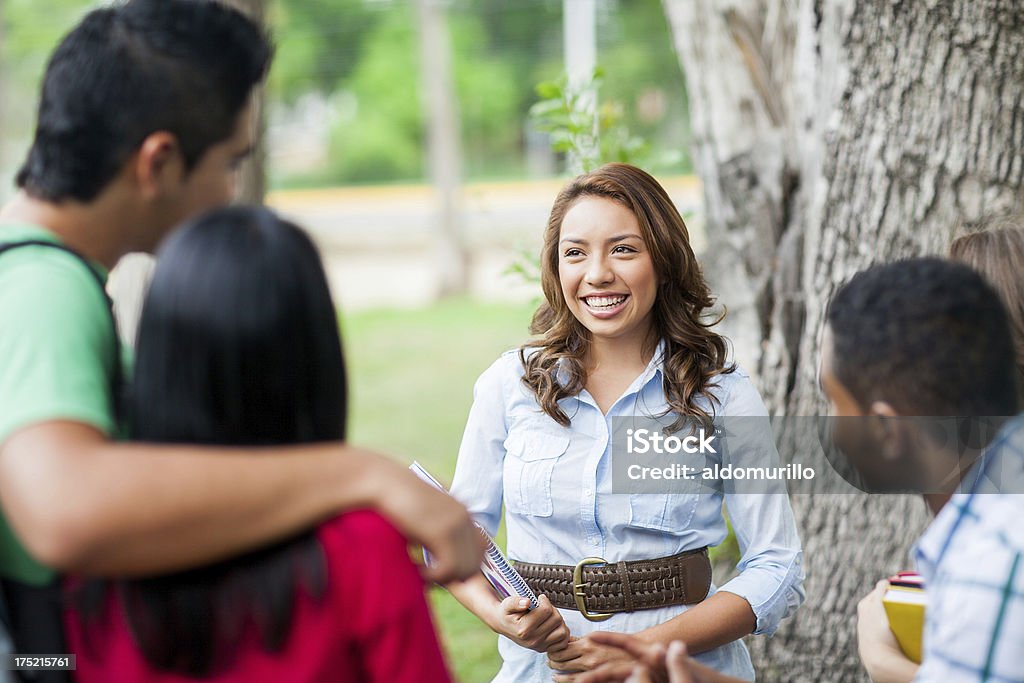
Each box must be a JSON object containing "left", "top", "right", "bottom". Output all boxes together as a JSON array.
[{"left": 64, "top": 207, "right": 451, "bottom": 682}]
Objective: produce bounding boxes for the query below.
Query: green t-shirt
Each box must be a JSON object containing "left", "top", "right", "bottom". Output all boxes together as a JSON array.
[{"left": 0, "top": 223, "right": 117, "bottom": 586}]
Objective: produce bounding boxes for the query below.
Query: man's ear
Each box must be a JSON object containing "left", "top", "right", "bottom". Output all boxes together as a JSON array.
[
  {"left": 868, "top": 401, "right": 899, "bottom": 419},
  {"left": 867, "top": 401, "right": 905, "bottom": 462},
  {"left": 134, "top": 132, "right": 183, "bottom": 200}
]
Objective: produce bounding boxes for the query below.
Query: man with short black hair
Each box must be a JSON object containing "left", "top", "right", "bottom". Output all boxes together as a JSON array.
[
  {"left": 0, "top": 1, "right": 480, "bottom": 676},
  {"left": 826, "top": 259, "right": 1023, "bottom": 683}
]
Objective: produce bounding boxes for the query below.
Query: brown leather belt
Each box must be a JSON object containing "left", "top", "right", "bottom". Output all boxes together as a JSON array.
[{"left": 513, "top": 547, "right": 711, "bottom": 621}]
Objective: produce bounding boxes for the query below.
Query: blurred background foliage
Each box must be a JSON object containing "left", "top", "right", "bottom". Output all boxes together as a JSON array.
[
  {"left": 266, "top": 0, "right": 690, "bottom": 186},
  {"left": 1, "top": 0, "right": 691, "bottom": 190}
]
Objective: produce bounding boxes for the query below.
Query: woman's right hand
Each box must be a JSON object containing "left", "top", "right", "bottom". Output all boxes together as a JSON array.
[{"left": 487, "top": 594, "right": 571, "bottom": 653}]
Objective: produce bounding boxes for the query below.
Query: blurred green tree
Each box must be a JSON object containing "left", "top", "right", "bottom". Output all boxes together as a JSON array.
[
  {"left": 271, "top": 0, "right": 688, "bottom": 185},
  {"left": 599, "top": 1, "right": 689, "bottom": 169},
  {"left": 323, "top": 6, "right": 421, "bottom": 183},
  {"left": 0, "top": 1, "right": 98, "bottom": 195},
  {"left": 324, "top": 5, "right": 523, "bottom": 184},
  {"left": 3, "top": 0, "right": 90, "bottom": 88},
  {"left": 2, "top": 0, "right": 692, "bottom": 187},
  {"left": 268, "top": 0, "right": 380, "bottom": 103}
]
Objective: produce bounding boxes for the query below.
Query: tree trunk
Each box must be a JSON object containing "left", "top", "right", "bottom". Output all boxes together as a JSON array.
[
  {"left": 416, "top": 0, "right": 469, "bottom": 298},
  {"left": 664, "top": 0, "right": 795, "bottom": 377},
  {"left": 221, "top": 0, "right": 267, "bottom": 204},
  {"left": 664, "top": 0, "right": 1024, "bottom": 679},
  {"left": 563, "top": 0, "right": 597, "bottom": 175}
]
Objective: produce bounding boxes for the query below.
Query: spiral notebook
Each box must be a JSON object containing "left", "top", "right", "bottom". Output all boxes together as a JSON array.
[{"left": 409, "top": 461, "right": 539, "bottom": 609}]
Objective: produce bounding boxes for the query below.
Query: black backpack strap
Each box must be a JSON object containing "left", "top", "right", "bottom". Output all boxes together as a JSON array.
[
  {"left": 0, "top": 240, "right": 124, "bottom": 423},
  {"left": 0, "top": 578, "right": 70, "bottom": 683},
  {"left": 0, "top": 584, "right": 10, "bottom": 641}
]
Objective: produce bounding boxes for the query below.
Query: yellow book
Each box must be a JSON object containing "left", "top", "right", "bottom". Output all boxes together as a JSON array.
[{"left": 883, "top": 582, "right": 926, "bottom": 664}]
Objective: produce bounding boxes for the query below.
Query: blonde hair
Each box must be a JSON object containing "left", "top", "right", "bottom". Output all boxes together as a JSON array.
[
  {"left": 949, "top": 216, "right": 1024, "bottom": 405},
  {"left": 520, "top": 163, "right": 734, "bottom": 430}
]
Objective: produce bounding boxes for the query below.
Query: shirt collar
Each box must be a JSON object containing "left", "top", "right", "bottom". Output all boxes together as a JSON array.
[
  {"left": 634, "top": 338, "right": 667, "bottom": 391},
  {"left": 554, "top": 338, "right": 667, "bottom": 391},
  {"left": 913, "top": 492, "right": 968, "bottom": 581},
  {"left": 914, "top": 417, "right": 1024, "bottom": 578}
]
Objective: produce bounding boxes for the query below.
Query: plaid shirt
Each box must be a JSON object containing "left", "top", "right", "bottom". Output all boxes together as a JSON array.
[{"left": 913, "top": 418, "right": 1024, "bottom": 682}]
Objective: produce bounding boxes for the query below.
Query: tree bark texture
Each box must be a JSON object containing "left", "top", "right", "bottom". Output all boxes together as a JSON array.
[{"left": 664, "top": 0, "right": 1024, "bottom": 680}]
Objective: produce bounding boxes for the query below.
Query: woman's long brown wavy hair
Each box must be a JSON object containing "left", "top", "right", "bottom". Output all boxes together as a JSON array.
[{"left": 520, "top": 163, "right": 734, "bottom": 430}]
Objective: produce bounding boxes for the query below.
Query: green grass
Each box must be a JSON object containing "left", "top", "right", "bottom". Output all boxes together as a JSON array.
[{"left": 343, "top": 297, "right": 535, "bottom": 682}]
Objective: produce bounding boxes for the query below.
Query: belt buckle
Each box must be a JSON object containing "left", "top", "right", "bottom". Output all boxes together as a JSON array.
[{"left": 573, "top": 557, "right": 613, "bottom": 622}]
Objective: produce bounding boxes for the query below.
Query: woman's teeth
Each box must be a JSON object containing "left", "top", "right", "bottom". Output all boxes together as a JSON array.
[{"left": 585, "top": 295, "right": 627, "bottom": 308}]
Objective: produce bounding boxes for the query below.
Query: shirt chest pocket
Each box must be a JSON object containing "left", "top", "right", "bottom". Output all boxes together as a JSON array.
[
  {"left": 628, "top": 492, "right": 700, "bottom": 532},
  {"left": 503, "top": 429, "right": 570, "bottom": 518}
]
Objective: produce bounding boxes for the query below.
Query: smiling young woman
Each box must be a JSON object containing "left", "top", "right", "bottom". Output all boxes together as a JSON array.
[{"left": 447, "top": 164, "right": 805, "bottom": 682}]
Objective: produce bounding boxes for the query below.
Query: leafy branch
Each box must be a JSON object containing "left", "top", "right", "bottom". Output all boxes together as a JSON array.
[{"left": 528, "top": 67, "right": 649, "bottom": 173}]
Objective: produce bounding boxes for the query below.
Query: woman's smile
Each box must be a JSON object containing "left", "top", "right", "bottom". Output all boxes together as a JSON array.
[{"left": 580, "top": 292, "right": 631, "bottom": 318}]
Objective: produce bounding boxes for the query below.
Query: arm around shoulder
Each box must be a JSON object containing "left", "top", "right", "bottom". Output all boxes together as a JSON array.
[{"left": 0, "top": 422, "right": 479, "bottom": 580}]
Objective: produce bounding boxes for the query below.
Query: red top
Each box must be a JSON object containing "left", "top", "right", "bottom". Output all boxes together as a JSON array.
[{"left": 65, "top": 511, "right": 451, "bottom": 683}]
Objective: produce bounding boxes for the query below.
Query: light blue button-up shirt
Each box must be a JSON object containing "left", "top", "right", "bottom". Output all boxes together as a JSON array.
[{"left": 451, "top": 344, "right": 805, "bottom": 682}]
